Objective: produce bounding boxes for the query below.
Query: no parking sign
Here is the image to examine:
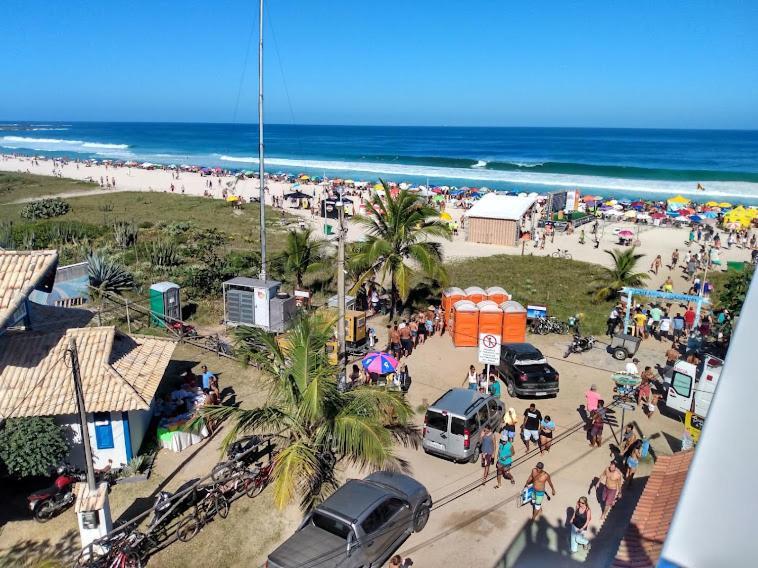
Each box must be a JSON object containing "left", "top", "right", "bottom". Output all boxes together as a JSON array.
[{"left": 478, "top": 333, "right": 501, "bottom": 365}]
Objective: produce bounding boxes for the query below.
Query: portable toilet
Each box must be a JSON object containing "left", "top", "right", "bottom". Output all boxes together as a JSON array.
[
  {"left": 465, "top": 286, "right": 486, "bottom": 304},
  {"left": 442, "top": 287, "right": 465, "bottom": 324},
  {"left": 501, "top": 301, "right": 527, "bottom": 343},
  {"left": 452, "top": 301, "right": 479, "bottom": 347},
  {"left": 448, "top": 298, "right": 474, "bottom": 333},
  {"left": 486, "top": 286, "right": 511, "bottom": 305},
  {"left": 150, "top": 281, "right": 181, "bottom": 328},
  {"left": 478, "top": 302, "right": 504, "bottom": 341}
]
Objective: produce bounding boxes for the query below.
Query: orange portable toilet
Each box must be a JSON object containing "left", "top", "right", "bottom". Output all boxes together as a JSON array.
[
  {"left": 442, "top": 287, "right": 465, "bottom": 325},
  {"left": 486, "top": 286, "right": 511, "bottom": 305},
  {"left": 477, "top": 302, "right": 504, "bottom": 340},
  {"left": 501, "top": 301, "right": 527, "bottom": 343},
  {"left": 465, "top": 286, "right": 486, "bottom": 304},
  {"left": 452, "top": 302, "right": 479, "bottom": 347},
  {"left": 449, "top": 299, "right": 475, "bottom": 333}
]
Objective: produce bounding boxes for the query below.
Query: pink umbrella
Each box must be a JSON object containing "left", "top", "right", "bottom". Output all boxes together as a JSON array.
[
  {"left": 361, "top": 352, "right": 399, "bottom": 375},
  {"left": 618, "top": 229, "right": 634, "bottom": 238}
]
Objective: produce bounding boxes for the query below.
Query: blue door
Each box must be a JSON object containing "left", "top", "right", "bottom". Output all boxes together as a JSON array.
[{"left": 93, "top": 412, "right": 114, "bottom": 449}]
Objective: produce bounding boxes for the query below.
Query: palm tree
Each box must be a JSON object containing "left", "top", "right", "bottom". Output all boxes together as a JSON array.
[
  {"left": 202, "top": 312, "right": 420, "bottom": 511},
  {"left": 280, "top": 227, "right": 330, "bottom": 289},
  {"left": 593, "top": 248, "right": 649, "bottom": 300},
  {"left": 351, "top": 182, "right": 452, "bottom": 317}
]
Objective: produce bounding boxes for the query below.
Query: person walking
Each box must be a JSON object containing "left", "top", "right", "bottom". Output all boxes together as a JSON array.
[
  {"left": 502, "top": 408, "right": 518, "bottom": 442},
  {"left": 480, "top": 426, "right": 495, "bottom": 485},
  {"left": 570, "top": 496, "right": 592, "bottom": 553},
  {"left": 585, "top": 384, "right": 601, "bottom": 414},
  {"left": 524, "top": 462, "right": 556, "bottom": 520},
  {"left": 650, "top": 254, "right": 662, "bottom": 275},
  {"left": 495, "top": 432, "right": 516, "bottom": 488},
  {"left": 464, "top": 365, "right": 478, "bottom": 390},
  {"left": 670, "top": 248, "right": 679, "bottom": 269},
  {"left": 598, "top": 461, "right": 624, "bottom": 520},
  {"left": 606, "top": 305, "right": 620, "bottom": 337},
  {"left": 624, "top": 439, "right": 643, "bottom": 486},
  {"left": 539, "top": 415, "right": 555, "bottom": 454},
  {"left": 522, "top": 403, "right": 542, "bottom": 451},
  {"left": 589, "top": 402, "right": 606, "bottom": 448}
]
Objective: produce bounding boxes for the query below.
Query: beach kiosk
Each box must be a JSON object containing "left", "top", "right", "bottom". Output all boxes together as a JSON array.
[
  {"left": 464, "top": 193, "right": 537, "bottom": 246},
  {"left": 451, "top": 300, "right": 479, "bottom": 347},
  {"left": 465, "top": 286, "right": 486, "bottom": 304},
  {"left": 501, "top": 301, "right": 527, "bottom": 343},
  {"left": 149, "top": 281, "right": 181, "bottom": 328},
  {"left": 486, "top": 286, "right": 511, "bottom": 305},
  {"left": 477, "top": 301, "right": 504, "bottom": 340}
]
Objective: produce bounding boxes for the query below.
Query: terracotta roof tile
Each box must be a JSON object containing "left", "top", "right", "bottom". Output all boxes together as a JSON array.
[
  {"left": 0, "top": 326, "right": 176, "bottom": 417},
  {"left": 612, "top": 451, "right": 695, "bottom": 568},
  {"left": 0, "top": 250, "right": 59, "bottom": 329}
]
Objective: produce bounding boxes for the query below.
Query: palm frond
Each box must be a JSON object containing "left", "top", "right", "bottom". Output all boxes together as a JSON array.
[{"left": 199, "top": 404, "right": 295, "bottom": 451}]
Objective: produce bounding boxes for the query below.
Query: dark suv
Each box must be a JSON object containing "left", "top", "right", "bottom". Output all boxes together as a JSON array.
[
  {"left": 496, "top": 343, "right": 559, "bottom": 397},
  {"left": 266, "top": 471, "right": 431, "bottom": 568}
]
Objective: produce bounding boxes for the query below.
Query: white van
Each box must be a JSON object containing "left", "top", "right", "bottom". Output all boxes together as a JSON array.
[{"left": 666, "top": 355, "right": 724, "bottom": 416}]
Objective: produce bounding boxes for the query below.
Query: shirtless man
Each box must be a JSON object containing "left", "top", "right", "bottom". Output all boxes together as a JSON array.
[
  {"left": 524, "top": 461, "right": 556, "bottom": 520},
  {"left": 599, "top": 461, "right": 624, "bottom": 520}
]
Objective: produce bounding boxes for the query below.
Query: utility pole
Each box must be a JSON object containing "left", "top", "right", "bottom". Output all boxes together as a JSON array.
[
  {"left": 336, "top": 190, "right": 347, "bottom": 375},
  {"left": 257, "top": 0, "right": 267, "bottom": 280},
  {"left": 68, "top": 337, "right": 96, "bottom": 491}
]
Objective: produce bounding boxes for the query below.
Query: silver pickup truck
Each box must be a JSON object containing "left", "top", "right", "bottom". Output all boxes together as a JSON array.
[{"left": 266, "top": 471, "right": 431, "bottom": 568}]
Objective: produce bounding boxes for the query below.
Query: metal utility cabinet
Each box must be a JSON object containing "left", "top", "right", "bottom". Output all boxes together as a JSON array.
[
  {"left": 149, "top": 281, "right": 181, "bottom": 328},
  {"left": 223, "top": 277, "right": 295, "bottom": 332}
]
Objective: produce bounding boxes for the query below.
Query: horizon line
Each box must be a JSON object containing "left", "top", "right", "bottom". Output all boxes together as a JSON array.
[{"left": 1, "top": 119, "right": 757, "bottom": 133}]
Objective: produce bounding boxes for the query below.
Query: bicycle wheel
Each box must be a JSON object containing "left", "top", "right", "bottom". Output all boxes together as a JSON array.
[
  {"left": 121, "top": 551, "right": 143, "bottom": 568},
  {"left": 176, "top": 516, "right": 201, "bottom": 542},
  {"left": 537, "top": 323, "right": 549, "bottom": 335},
  {"left": 214, "top": 493, "right": 230, "bottom": 519},
  {"left": 248, "top": 474, "right": 267, "bottom": 498},
  {"left": 211, "top": 461, "right": 234, "bottom": 482},
  {"left": 564, "top": 252, "right": 573, "bottom": 260},
  {"left": 551, "top": 251, "right": 560, "bottom": 258}
]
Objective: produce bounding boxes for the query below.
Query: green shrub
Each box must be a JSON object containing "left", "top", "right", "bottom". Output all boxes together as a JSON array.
[
  {"left": 113, "top": 220, "right": 139, "bottom": 249},
  {"left": 0, "top": 417, "right": 70, "bottom": 478},
  {"left": 138, "top": 221, "right": 154, "bottom": 229},
  {"left": 146, "top": 239, "right": 182, "bottom": 267},
  {"left": 20, "top": 198, "right": 70, "bottom": 220}
]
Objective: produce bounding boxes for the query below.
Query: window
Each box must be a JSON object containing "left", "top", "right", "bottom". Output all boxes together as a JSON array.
[
  {"left": 476, "top": 406, "right": 489, "bottom": 428},
  {"left": 361, "top": 498, "right": 405, "bottom": 535},
  {"left": 425, "top": 411, "right": 448, "bottom": 432},
  {"left": 451, "top": 416, "right": 478, "bottom": 436},
  {"left": 93, "top": 412, "right": 114, "bottom": 449},
  {"left": 311, "top": 512, "right": 353, "bottom": 540},
  {"left": 672, "top": 372, "right": 692, "bottom": 398}
]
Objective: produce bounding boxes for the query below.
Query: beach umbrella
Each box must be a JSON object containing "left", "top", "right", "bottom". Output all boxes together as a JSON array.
[
  {"left": 620, "top": 199, "right": 632, "bottom": 205},
  {"left": 636, "top": 212, "right": 651, "bottom": 220},
  {"left": 701, "top": 217, "right": 717, "bottom": 225},
  {"left": 373, "top": 183, "right": 383, "bottom": 190},
  {"left": 440, "top": 212, "right": 452, "bottom": 221},
  {"left": 650, "top": 212, "right": 666, "bottom": 220},
  {"left": 624, "top": 210, "right": 637, "bottom": 218},
  {"left": 668, "top": 195, "right": 690, "bottom": 205},
  {"left": 618, "top": 229, "right": 634, "bottom": 238},
  {"left": 226, "top": 195, "right": 239, "bottom": 202},
  {"left": 689, "top": 215, "right": 703, "bottom": 223},
  {"left": 361, "top": 352, "right": 399, "bottom": 375},
  {"left": 706, "top": 201, "right": 720, "bottom": 207},
  {"left": 718, "top": 202, "right": 732, "bottom": 208},
  {"left": 433, "top": 195, "right": 445, "bottom": 202},
  {"left": 284, "top": 191, "right": 311, "bottom": 200},
  {"left": 399, "top": 182, "right": 411, "bottom": 190},
  {"left": 703, "top": 211, "right": 718, "bottom": 219}
]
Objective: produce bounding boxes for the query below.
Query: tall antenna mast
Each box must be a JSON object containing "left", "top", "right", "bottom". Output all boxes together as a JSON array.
[{"left": 258, "top": 0, "right": 267, "bottom": 279}]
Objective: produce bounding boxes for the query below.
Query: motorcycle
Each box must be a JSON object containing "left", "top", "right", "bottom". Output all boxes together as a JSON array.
[
  {"left": 27, "top": 466, "right": 84, "bottom": 522},
  {"left": 564, "top": 334, "right": 596, "bottom": 358}
]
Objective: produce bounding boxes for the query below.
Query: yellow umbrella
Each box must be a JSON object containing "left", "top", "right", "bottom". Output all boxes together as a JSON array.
[
  {"left": 718, "top": 202, "right": 732, "bottom": 208},
  {"left": 299, "top": 175, "right": 310, "bottom": 181},
  {"left": 705, "top": 201, "right": 719, "bottom": 207},
  {"left": 226, "top": 195, "right": 239, "bottom": 202},
  {"left": 440, "top": 212, "right": 452, "bottom": 221},
  {"left": 668, "top": 195, "right": 690, "bottom": 204},
  {"left": 373, "top": 183, "right": 383, "bottom": 190}
]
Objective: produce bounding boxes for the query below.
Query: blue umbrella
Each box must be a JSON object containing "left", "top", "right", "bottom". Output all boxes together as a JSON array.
[{"left": 689, "top": 215, "right": 703, "bottom": 223}]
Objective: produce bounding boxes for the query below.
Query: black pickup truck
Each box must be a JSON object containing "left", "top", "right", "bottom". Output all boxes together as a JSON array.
[{"left": 495, "top": 343, "right": 559, "bottom": 397}]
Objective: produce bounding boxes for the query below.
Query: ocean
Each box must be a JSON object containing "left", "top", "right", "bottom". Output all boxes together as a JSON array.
[{"left": 2, "top": 122, "right": 758, "bottom": 203}]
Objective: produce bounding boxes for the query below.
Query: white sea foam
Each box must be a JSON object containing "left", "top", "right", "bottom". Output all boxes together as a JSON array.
[
  {"left": 30, "top": 127, "right": 69, "bottom": 131},
  {"left": 0, "top": 136, "right": 130, "bottom": 154},
  {"left": 218, "top": 154, "right": 758, "bottom": 199},
  {"left": 471, "top": 160, "right": 487, "bottom": 168}
]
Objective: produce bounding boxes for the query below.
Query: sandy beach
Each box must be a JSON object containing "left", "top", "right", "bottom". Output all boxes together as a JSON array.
[{"left": 2, "top": 154, "right": 754, "bottom": 296}]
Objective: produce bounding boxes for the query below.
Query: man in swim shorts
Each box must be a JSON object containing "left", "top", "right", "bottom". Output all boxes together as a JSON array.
[{"left": 524, "top": 461, "right": 556, "bottom": 520}]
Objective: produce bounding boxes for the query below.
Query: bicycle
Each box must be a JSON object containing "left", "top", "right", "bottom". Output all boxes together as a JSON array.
[
  {"left": 175, "top": 486, "right": 229, "bottom": 542},
  {"left": 211, "top": 459, "right": 258, "bottom": 497},
  {"left": 247, "top": 458, "right": 276, "bottom": 498},
  {"left": 529, "top": 317, "right": 570, "bottom": 335},
  {"left": 75, "top": 529, "right": 151, "bottom": 568},
  {"left": 551, "top": 249, "right": 572, "bottom": 260}
]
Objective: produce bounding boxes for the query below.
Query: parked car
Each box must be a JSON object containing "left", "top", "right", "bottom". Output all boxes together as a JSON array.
[
  {"left": 422, "top": 388, "right": 505, "bottom": 463},
  {"left": 266, "top": 471, "right": 431, "bottom": 568},
  {"left": 496, "top": 343, "right": 559, "bottom": 397}
]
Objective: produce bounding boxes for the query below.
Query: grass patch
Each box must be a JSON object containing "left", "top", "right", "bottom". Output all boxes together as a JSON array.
[
  {"left": 446, "top": 254, "right": 615, "bottom": 333},
  {"left": 0, "top": 172, "right": 96, "bottom": 204}
]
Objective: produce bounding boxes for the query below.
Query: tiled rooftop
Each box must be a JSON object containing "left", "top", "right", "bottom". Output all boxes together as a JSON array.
[
  {"left": 612, "top": 450, "right": 695, "bottom": 568},
  {"left": 0, "top": 250, "right": 59, "bottom": 329}
]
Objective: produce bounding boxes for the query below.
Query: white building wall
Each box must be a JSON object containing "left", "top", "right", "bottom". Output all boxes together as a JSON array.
[
  {"left": 55, "top": 411, "right": 129, "bottom": 470},
  {"left": 126, "top": 404, "right": 154, "bottom": 459}
]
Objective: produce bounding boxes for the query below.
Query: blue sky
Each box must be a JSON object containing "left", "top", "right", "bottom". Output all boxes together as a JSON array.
[{"left": 2, "top": 0, "right": 757, "bottom": 128}]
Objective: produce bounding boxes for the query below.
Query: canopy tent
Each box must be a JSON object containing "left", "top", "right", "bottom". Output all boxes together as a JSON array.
[
  {"left": 621, "top": 287, "right": 708, "bottom": 333},
  {"left": 668, "top": 195, "right": 691, "bottom": 205},
  {"left": 284, "top": 191, "right": 311, "bottom": 200}
]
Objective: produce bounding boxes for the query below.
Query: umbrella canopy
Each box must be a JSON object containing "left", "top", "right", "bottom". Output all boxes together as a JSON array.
[
  {"left": 361, "top": 352, "right": 399, "bottom": 375},
  {"left": 284, "top": 191, "right": 310, "bottom": 200},
  {"left": 702, "top": 211, "right": 718, "bottom": 219},
  {"left": 440, "top": 212, "right": 453, "bottom": 221},
  {"left": 668, "top": 195, "right": 690, "bottom": 204},
  {"left": 706, "top": 201, "right": 720, "bottom": 207},
  {"left": 226, "top": 195, "right": 239, "bottom": 202},
  {"left": 650, "top": 212, "right": 666, "bottom": 219},
  {"left": 618, "top": 229, "right": 634, "bottom": 238},
  {"left": 624, "top": 210, "right": 638, "bottom": 218},
  {"left": 718, "top": 202, "right": 733, "bottom": 208},
  {"left": 433, "top": 194, "right": 445, "bottom": 202},
  {"left": 689, "top": 215, "right": 703, "bottom": 223}
]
